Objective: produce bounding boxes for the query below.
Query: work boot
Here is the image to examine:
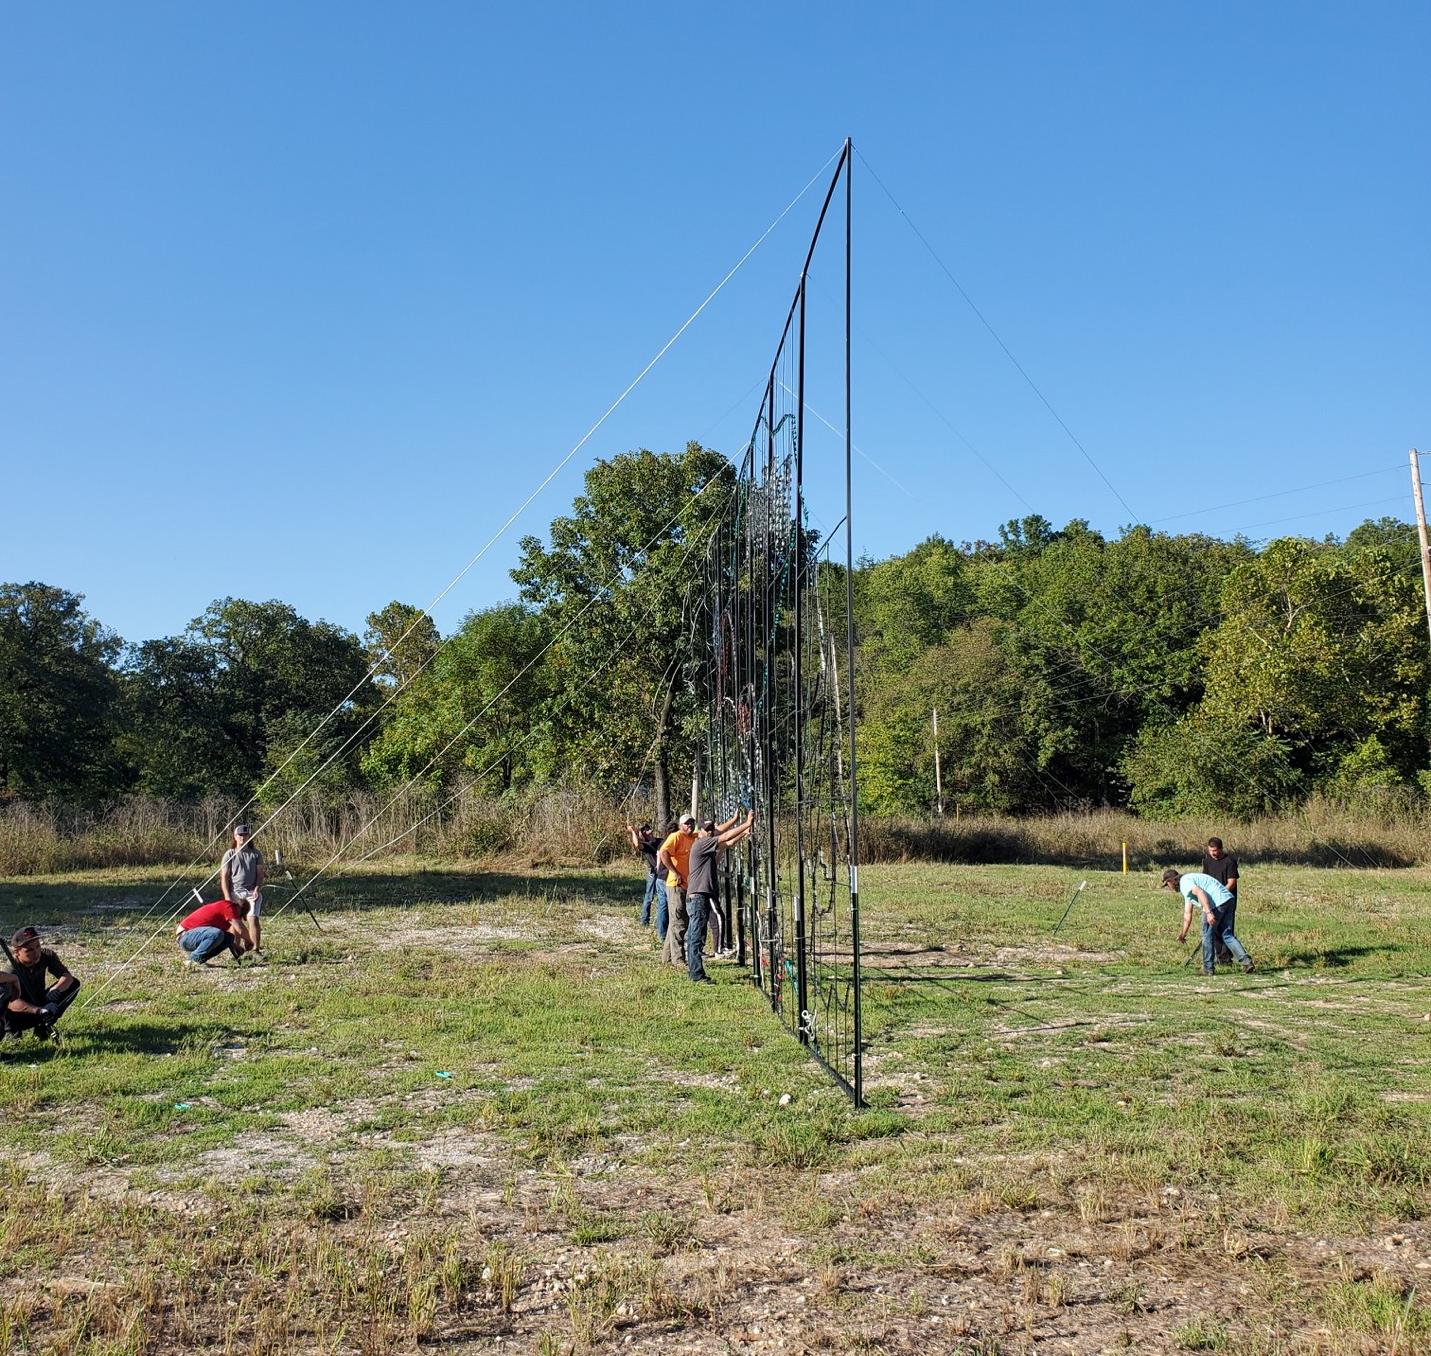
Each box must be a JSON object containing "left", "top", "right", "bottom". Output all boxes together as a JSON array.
[{"left": 1240, "top": 958, "right": 1256, "bottom": 973}]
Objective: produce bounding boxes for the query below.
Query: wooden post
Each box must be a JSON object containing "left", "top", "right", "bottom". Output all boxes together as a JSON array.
[
  {"left": 1410, "top": 450, "right": 1431, "bottom": 651},
  {"left": 932, "top": 707, "right": 944, "bottom": 817}
]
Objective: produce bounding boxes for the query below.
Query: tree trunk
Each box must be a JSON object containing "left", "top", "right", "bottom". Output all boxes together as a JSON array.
[
  {"left": 652, "top": 670, "right": 678, "bottom": 830},
  {"left": 654, "top": 754, "right": 670, "bottom": 830}
]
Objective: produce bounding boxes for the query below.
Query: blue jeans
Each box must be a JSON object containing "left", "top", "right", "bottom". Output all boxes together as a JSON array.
[
  {"left": 686, "top": 893, "right": 712, "bottom": 980},
  {"left": 640, "top": 873, "right": 657, "bottom": 926},
  {"left": 179, "top": 926, "right": 230, "bottom": 963},
  {"left": 1202, "top": 905, "right": 1250, "bottom": 973},
  {"left": 654, "top": 880, "right": 668, "bottom": 940}
]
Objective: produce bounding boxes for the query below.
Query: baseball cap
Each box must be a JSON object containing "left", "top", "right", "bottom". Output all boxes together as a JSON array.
[
  {"left": 234, "top": 824, "right": 252, "bottom": 837},
  {"left": 10, "top": 926, "right": 40, "bottom": 949},
  {"left": 680, "top": 814, "right": 696, "bottom": 827}
]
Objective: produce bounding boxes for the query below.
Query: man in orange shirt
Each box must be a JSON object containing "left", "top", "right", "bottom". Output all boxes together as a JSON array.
[{"left": 657, "top": 815, "right": 698, "bottom": 968}]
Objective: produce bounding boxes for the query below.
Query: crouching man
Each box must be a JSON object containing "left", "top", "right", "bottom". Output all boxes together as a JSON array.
[
  {"left": 176, "top": 896, "right": 255, "bottom": 967},
  {"left": 2, "top": 927, "right": 80, "bottom": 1040}
]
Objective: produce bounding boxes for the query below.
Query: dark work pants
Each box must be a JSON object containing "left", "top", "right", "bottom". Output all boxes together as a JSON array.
[
  {"left": 4, "top": 979, "right": 79, "bottom": 1035},
  {"left": 686, "top": 893, "right": 712, "bottom": 980},
  {"left": 1214, "top": 896, "right": 1237, "bottom": 962}
]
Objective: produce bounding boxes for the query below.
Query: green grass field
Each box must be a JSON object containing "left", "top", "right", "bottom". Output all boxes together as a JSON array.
[{"left": 0, "top": 860, "right": 1428, "bottom": 1354}]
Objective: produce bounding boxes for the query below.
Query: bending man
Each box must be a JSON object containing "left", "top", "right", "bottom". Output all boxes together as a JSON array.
[{"left": 1161, "top": 868, "right": 1254, "bottom": 976}]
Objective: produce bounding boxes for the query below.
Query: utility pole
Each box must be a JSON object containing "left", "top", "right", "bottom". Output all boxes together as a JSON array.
[
  {"left": 932, "top": 707, "right": 944, "bottom": 816},
  {"left": 1410, "top": 450, "right": 1431, "bottom": 651}
]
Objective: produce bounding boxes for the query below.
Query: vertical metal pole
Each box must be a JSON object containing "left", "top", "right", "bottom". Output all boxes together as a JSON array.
[
  {"left": 1410, "top": 450, "right": 1431, "bottom": 652},
  {"left": 933, "top": 706, "right": 944, "bottom": 816},
  {"left": 793, "top": 279, "right": 810, "bottom": 1044},
  {"left": 843, "top": 139, "right": 863, "bottom": 1106},
  {"left": 764, "top": 381, "right": 779, "bottom": 1008}
]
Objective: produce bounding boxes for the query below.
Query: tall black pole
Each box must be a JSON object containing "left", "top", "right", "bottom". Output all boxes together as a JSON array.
[
  {"left": 764, "top": 380, "right": 779, "bottom": 1010},
  {"left": 843, "top": 138, "right": 863, "bottom": 1105},
  {"left": 793, "top": 280, "right": 810, "bottom": 1044}
]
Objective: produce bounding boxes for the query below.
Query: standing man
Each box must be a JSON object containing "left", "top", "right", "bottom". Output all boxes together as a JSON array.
[
  {"left": 1161, "top": 868, "right": 1254, "bottom": 975},
  {"left": 657, "top": 815, "right": 698, "bottom": 968},
  {"left": 626, "top": 822, "right": 661, "bottom": 927},
  {"left": 2, "top": 927, "right": 80, "bottom": 1040},
  {"left": 1202, "top": 837, "right": 1240, "bottom": 966},
  {"left": 221, "top": 824, "right": 266, "bottom": 953},
  {"left": 684, "top": 811, "right": 755, "bottom": 984}
]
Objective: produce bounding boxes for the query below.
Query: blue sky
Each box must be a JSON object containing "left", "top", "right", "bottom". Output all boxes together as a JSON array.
[{"left": 3, "top": 2, "right": 1427, "bottom": 645}]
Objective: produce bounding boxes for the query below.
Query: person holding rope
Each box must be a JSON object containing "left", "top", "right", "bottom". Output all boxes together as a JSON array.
[
  {"left": 1161, "top": 868, "right": 1254, "bottom": 975},
  {"left": 684, "top": 811, "right": 755, "bottom": 984},
  {"left": 2, "top": 928, "right": 80, "bottom": 1041},
  {"left": 220, "top": 824, "right": 266, "bottom": 954}
]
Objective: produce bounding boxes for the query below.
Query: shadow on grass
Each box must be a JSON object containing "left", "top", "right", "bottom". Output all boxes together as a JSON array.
[
  {"left": 1279, "top": 944, "right": 1401, "bottom": 970},
  {"left": 0, "top": 867, "right": 643, "bottom": 930}
]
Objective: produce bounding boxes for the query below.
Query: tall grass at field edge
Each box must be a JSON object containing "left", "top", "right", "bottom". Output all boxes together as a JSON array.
[{"left": 0, "top": 789, "right": 1421, "bottom": 876}]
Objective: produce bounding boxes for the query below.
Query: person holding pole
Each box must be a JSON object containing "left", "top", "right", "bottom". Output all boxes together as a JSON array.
[
  {"left": 1161, "top": 868, "right": 1254, "bottom": 976},
  {"left": 684, "top": 811, "right": 756, "bottom": 983},
  {"left": 657, "top": 815, "right": 698, "bottom": 968}
]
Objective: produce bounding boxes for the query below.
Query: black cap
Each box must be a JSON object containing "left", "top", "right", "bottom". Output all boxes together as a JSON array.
[{"left": 234, "top": 824, "right": 252, "bottom": 837}]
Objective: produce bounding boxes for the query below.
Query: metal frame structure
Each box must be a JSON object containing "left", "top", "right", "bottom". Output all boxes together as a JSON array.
[{"left": 696, "top": 141, "right": 862, "bottom": 1103}]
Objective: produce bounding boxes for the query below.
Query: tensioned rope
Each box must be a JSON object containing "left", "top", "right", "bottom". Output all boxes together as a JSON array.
[
  {"left": 112, "top": 145, "right": 845, "bottom": 945},
  {"left": 84, "top": 474, "right": 732, "bottom": 1004},
  {"left": 855, "top": 146, "right": 1141, "bottom": 523},
  {"left": 267, "top": 492, "right": 732, "bottom": 926}
]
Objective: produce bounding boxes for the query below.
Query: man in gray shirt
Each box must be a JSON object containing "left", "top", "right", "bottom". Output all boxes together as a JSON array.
[
  {"left": 684, "top": 810, "right": 755, "bottom": 984},
  {"left": 221, "top": 824, "right": 266, "bottom": 952}
]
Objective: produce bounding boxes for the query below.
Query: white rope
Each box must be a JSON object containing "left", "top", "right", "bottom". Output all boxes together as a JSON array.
[
  {"left": 84, "top": 474, "right": 731, "bottom": 1003},
  {"left": 104, "top": 145, "right": 845, "bottom": 962},
  {"left": 269, "top": 493, "right": 729, "bottom": 922}
]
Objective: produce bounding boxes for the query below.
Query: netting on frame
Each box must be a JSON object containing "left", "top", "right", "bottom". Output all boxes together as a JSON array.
[{"left": 695, "top": 144, "right": 862, "bottom": 1103}]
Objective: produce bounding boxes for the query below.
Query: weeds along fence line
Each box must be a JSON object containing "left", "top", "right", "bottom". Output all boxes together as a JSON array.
[
  {"left": 1, "top": 790, "right": 1427, "bottom": 876},
  {"left": 0, "top": 787, "right": 632, "bottom": 877}
]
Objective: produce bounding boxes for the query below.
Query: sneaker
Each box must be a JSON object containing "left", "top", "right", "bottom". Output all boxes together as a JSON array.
[
  {"left": 1202, "top": 968, "right": 1215, "bottom": 976},
  {"left": 183, "top": 954, "right": 206, "bottom": 968},
  {"left": 693, "top": 975, "right": 715, "bottom": 985},
  {"left": 1240, "top": 958, "right": 1256, "bottom": 973}
]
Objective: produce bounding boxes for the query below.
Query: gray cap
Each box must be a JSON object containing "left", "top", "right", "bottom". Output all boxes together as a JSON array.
[{"left": 234, "top": 824, "right": 252, "bottom": 837}]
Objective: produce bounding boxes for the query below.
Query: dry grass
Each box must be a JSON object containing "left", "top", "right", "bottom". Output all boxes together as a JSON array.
[{"left": 2, "top": 787, "right": 1427, "bottom": 877}]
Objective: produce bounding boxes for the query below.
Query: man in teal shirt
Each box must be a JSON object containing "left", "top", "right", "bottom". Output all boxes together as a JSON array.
[{"left": 1161, "top": 869, "right": 1255, "bottom": 976}]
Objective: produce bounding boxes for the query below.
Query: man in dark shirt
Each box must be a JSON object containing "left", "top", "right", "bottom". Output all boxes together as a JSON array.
[
  {"left": 684, "top": 810, "right": 755, "bottom": 984},
  {"left": 1201, "top": 837, "right": 1240, "bottom": 965},
  {"left": 2, "top": 927, "right": 80, "bottom": 1041},
  {"left": 627, "top": 822, "right": 661, "bottom": 927}
]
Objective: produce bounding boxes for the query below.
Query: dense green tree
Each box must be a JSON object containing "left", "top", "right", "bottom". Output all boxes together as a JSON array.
[
  {"left": 511, "top": 443, "right": 732, "bottom": 825},
  {"left": 362, "top": 603, "right": 552, "bottom": 792},
  {"left": 364, "top": 601, "right": 440, "bottom": 691},
  {"left": 127, "top": 598, "right": 375, "bottom": 798},
  {"left": 0, "top": 583, "right": 125, "bottom": 801}
]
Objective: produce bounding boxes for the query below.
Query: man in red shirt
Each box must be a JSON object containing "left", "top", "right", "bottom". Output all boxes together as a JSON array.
[{"left": 175, "top": 897, "right": 255, "bottom": 966}]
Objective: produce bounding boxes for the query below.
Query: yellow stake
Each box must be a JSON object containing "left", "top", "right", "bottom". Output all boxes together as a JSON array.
[{"left": 1122, "top": 841, "right": 1129, "bottom": 874}]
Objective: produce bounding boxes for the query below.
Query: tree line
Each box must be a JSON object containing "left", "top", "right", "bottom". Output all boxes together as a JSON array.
[{"left": 3, "top": 443, "right": 1427, "bottom": 824}]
